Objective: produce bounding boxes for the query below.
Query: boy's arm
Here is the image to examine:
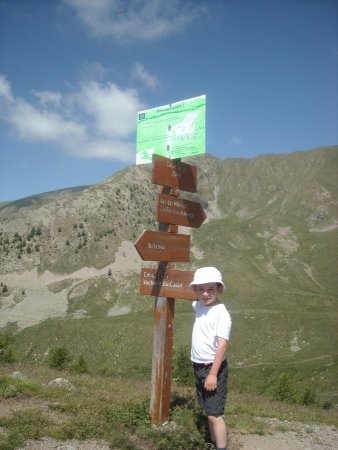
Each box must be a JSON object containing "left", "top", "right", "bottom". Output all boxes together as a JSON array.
[{"left": 204, "top": 337, "right": 228, "bottom": 391}]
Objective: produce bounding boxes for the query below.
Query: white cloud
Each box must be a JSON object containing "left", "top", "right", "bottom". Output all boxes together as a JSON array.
[
  {"left": 6, "top": 99, "right": 86, "bottom": 143},
  {"left": 132, "top": 62, "right": 159, "bottom": 90},
  {"left": 0, "top": 75, "right": 13, "bottom": 100},
  {"left": 77, "top": 81, "right": 143, "bottom": 138},
  {"left": 78, "top": 139, "right": 134, "bottom": 161},
  {"left": 0, "top": 73, "right": 144, "bottom": 161},
  {"left": 227, "top": 136, "right": 242, "bottom": 146},
  {"left": 33, "top": 90, "right": 62, "bottom": 107},
  {"left": 63, "top": 0, "right": 206, "bottom": 41}
]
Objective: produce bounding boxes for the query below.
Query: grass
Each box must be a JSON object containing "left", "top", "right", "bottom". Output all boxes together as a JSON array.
[
  {"left": 0, "top": 363, "right": 337, "bottom": 450},
  {"left": 7, "top": 299, "right": 338, "bottom": 406}
]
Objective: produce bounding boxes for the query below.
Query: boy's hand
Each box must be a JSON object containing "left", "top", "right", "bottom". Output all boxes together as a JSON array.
[{"left": 204, "top": 373, "right": 217, "bottom": 391}]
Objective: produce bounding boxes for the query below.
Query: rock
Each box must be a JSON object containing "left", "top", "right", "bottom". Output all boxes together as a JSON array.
[
  {"left": 47, "top": 378, "right": 75, "bottom": 390},
  {"left": 11, "top": 371, "right": 27, "bottom": 381}
]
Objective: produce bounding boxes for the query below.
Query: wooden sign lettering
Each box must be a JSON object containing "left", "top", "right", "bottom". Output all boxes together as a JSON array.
[
  {"left": 140, "top": 268, "right": 196, "bottom": 300},
  {"left": 134, "top": 230, "right": 190, "bottom": 262},
  {"left": 156, "top": 193, "right": 206, "bottom": 228},
  {"left": 152, "top": 154, "right": 197, "bottom": 193}
]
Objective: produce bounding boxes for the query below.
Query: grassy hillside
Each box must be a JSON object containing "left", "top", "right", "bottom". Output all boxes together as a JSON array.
[
  {"left": 1, "top": 147, "right": 337, "bottom": 407},
  {"left": 8, "top": 296, "right": 337, "bottom": 404}
]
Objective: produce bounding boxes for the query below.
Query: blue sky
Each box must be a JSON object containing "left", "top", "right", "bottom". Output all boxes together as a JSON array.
[{"left": 0, "top": 0, "right": 337, "bottom": 202}]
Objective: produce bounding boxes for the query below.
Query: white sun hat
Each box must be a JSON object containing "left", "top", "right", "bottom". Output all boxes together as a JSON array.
[{"left": 189, "top": 267, "right": 225, "bottom": 289}]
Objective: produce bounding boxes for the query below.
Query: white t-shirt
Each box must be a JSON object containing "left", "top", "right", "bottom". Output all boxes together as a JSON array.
[{"left": 191, "top": 301, "right": 232, "bottom": 364}]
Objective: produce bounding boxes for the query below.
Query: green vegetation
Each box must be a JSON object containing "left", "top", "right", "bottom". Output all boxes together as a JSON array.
[
  {"left": 0, "top": 333, "right": 15, "bottom": 364},
  {"left": 0, "top": 364, "right": 336, "bottom": 450},
  {"left": 273, "top": 372, "right": 318, "bottom": 405},
  {"left": 48, "top": 346, "right": 72, "bottom": 370},
  {"left": 7, "top": 306, "right": 338, "bottom": 409},
  {"left": 0, "top": 283, "right": 8, "bottom": 294}
]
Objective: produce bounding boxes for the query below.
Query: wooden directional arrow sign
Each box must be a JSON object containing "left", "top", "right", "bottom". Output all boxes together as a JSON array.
[
  {"left": 140, "top": 268, "right": 196, "bottom": 300},
  {"left": 134, "top": 230, "right": 190, "bottom": 262},
  {"left": 156, "top": 193, "right": 206, "bottom": 228},
  {"left": 152, "top": 154, "right": 197, "bottom": 193}
]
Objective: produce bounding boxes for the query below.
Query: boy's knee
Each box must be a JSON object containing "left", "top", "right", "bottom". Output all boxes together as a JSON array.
[{"left": 208, "top": 414, "right": 222, "bottom": 423}]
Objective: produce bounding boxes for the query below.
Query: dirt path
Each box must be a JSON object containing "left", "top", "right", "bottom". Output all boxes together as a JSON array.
[
  {"left": 234, "top": 354, "right": 337, "bottom": 368},
  {"left": 231, "top": 419, "right": 338, "bottom": 449}
]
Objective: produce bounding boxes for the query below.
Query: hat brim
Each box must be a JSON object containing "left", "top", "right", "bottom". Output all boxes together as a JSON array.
[{"left": 188, "top": 280, "right": 225, "bottom": 291}]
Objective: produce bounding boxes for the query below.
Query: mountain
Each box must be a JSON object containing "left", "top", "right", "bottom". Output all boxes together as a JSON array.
[{"left": 0, "top": 147, "right": 337, "bottom": 398}]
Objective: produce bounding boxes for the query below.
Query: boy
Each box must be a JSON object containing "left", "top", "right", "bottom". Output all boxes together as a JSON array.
[{"left": 189, "top": 267, "right": 232, "bottom": 450}]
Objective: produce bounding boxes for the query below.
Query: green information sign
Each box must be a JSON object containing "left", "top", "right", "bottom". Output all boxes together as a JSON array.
[{"left": 136, "top": 95, "right": 206, "bottom": 164}]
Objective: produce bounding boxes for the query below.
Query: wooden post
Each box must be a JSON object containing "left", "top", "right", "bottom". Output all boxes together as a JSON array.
[
  {"left": 150, "top": 292, "right": 175, "bottom": 426},
  {"left": 150, "top": 194, "right": 175, "bottom": 426}
]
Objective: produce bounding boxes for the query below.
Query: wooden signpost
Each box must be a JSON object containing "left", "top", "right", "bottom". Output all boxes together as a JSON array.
[
  {"left": 156, "top": 193, "right": 206, "bottom": 228},
  {"left": 135, "top": 230, "right": 190, "bottom": 262},
  {"left": 151, "top": 154, "right": 197, "bottom": 192},
  {"left": 134, "top": 154, "right": 206, "bottom": 426},
  {"left": 140, "top": 268, "right": 196, "bottom": 300}
]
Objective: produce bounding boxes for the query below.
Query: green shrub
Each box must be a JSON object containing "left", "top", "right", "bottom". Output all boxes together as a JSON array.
[
  {"left": 0, "top": 430, "right": 24, "bottom": 450},
  {"left": 273, "top": 373, "right": 297, "bottom": 403},
  {"left": 301, "top": 387, "right": 317, "bottom": 406},
  {"left": 273, "top": 374, "right": 319, "bottom": 407},
  {"left": 322, "top": 400, "right": 333, "bottom": 410},
  {"left": 0, "top": 408, "right": 50, "bottom": 440},
  {"left": 72, "top": 355, "right": 89, "bottom": 374},
  {"left": 48, "top": 346, "right": 72, "bottom": 370},
  {"left": 172, "top": 345, "right": 194, "bottom": 385},
  {"left": 106, "top": 400, "right": 150, "bottom": 431},
  {"left": 0, "top": 333, "right": 15, "bottom": 364}
]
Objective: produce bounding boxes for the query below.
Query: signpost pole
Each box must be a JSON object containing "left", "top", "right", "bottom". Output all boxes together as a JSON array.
[
  {"left": 150, "top": 291, "right": 175, "bottom": 425},
  {"left": 150, "top": 192, "right": 175, "bottom": 426}
]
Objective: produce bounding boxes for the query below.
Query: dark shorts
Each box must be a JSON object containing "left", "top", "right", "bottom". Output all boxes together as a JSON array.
[{"left": 193, "top": 359, "right": 228, "bottom": 417}]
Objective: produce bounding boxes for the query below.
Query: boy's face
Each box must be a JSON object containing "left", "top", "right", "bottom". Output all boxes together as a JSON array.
[{"left": 194, "top": 282, "right": 223, "bottom": 306}]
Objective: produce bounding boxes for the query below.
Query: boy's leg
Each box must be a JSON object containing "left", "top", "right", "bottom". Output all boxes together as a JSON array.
[
  {"left": 194, "top": 360, "right": 229, "bottom": 449},
  {"left": 208, "top": 415, "right": 227, "bottom": 449}
]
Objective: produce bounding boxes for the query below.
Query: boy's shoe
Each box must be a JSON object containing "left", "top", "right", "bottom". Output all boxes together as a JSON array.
[{"left": 205, "top": 443, "right": 216, "bottom": 450}]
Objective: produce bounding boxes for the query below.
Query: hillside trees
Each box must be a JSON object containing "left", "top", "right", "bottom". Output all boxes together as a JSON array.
[
  {"left": 0, "top": 333, "right": 15, "bottom": 364},
  {"left": 0, "top": 226, "right": 42, "bottom": 260},
  {"left": 48, "top": 345, "right": 89, "bottom": 373}
]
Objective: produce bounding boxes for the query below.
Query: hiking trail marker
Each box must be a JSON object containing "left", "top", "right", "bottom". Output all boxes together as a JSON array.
[
  {"left": 140, "top": 268, "right": 196, "bottom": 300},
  {"left": 156, "top": 192, "right": 206, "bottom": 228},
  {"left": 135, "top": 154, "right": 206, "bottom": 427},
  {"left": 135, "top": 230, "right": 190, "bottom": 262}
]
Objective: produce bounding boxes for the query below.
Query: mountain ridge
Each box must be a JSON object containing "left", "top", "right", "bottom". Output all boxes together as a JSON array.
[{"left": 1, "top": 146, "right": 337, "bottom": 293}]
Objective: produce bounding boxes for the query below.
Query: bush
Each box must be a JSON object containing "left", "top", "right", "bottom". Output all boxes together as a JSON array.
[
  {"left": 322, "top": 400, "right": 333, "bottom": 410},
  {"left": 72, "top": 355, "right": 89, "bottom": 374},
  {"left": 106, "top": 400, "right": 150, "bottom": 431},
  {"left": 172, "top": 345, "right": 194, "bottom": 385},
  {"left": 301, "top": 387, "right": 317, "bottom": 406},
  {"left": 48, "top": 346, "right": 72, "bottom": 370},
  {"left": 273, "top": 373, "right": 297, "bottom": 403},
  {"left": 273, "top": 373, "right": 319, "bottom": 407},
  {"left": 0, "top": 333, "right": 15, "bottom": 364},
  {"left": 0, "top": 430, "right": 24, "bottom": 450}
]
